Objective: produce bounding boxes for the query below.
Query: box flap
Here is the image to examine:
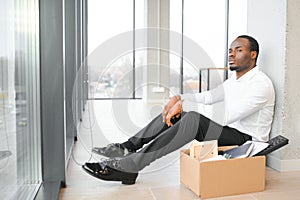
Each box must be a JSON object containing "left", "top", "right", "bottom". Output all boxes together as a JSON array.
[{"left": 190, "top": 140, "right": 218, "bottom": 161}]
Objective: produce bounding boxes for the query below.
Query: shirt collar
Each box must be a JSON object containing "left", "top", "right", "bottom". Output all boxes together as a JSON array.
[{"left": 233, "top": 67, "right": 259, "bottom": 81}]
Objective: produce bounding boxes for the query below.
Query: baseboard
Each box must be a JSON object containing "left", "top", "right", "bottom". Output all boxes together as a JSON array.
[
  {"left": 267, "top": 155, "right": 300, "bottom": 171},
  {"left": 34, "top": 181, "right": 62, "bottom": 200}
]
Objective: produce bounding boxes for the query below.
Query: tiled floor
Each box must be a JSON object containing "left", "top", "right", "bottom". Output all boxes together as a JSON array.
[{"left": 59, "top": 100, "right": 300, "bottom": 200}]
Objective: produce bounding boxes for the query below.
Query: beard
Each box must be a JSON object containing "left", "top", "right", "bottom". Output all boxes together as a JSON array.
[{"left": 229, "top": 65, "right": 250, "bottom": 72}]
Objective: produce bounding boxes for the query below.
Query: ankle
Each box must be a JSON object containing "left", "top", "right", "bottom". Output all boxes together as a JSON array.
[{"left": 121, "top": 141, "right": 136, "bottom": 152}]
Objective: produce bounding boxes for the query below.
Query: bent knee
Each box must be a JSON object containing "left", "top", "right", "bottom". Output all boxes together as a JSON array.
[
  {"left": 187, "top": 111, "right": 199, "bottom": 115},
  {"left": 184, "top": 111, "right": 201, "bottom": 119}
]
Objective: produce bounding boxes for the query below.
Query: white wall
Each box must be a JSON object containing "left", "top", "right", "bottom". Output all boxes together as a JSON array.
[
  {"left": 283, "top": 0, "right": 300, "bottom": 167},
  {"left": 248, "top": 0, "right": 300, "bottom": 171}
]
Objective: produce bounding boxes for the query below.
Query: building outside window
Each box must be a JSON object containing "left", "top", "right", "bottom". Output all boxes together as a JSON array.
[{"left": 0, "top": 0, "right": 42, "bottom": 199}]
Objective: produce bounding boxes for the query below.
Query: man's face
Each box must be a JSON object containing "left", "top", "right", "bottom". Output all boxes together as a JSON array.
[{"left": 228, "top": 38, "right": 256, "bottom": 72}]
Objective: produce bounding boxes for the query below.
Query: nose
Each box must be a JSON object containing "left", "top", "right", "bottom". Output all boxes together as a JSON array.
[{"left": 229, "top": 50, "right": 235, "bottom": 57}]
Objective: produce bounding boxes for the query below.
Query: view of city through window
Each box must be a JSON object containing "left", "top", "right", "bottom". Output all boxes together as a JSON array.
[{"left": 88, "top": 0, "right": 247, "bottom": 99}]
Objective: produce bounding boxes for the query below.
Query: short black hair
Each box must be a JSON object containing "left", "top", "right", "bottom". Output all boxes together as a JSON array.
[{"left": 237, "top": 35, "right": 259, "bottom": 62}]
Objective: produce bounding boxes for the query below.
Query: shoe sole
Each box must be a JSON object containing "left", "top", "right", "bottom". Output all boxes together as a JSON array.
[{"left": 82, "top": 165, "right": 137, "bottom": 185}]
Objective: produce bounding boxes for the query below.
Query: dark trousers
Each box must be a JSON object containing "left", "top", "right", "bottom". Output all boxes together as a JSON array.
[{"left": 120, "top": 111, "right": 251, "bottom": 172}]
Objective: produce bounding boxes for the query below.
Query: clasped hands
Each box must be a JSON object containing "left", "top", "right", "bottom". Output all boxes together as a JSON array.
[{"left": 162, "top": 95, "right": 184, "bottom": 127}]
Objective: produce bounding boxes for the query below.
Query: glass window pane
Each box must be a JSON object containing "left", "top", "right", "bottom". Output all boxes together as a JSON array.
[
  {"left": 88, "top": 0, "right": 134, "bottom": 98},
  {"left": 169, "top": 0, "right": 182, "bottom": 96},
  {"left": 183, "top": 0, "right": 226, "bottom": 93},
  {"left": 228, "top": 0, "right": 247, "bottom": 78},
  {"left": 0, "top": 0, "right": 41, "bottom": 199},
  {"left": 134, "top": 0, "right": 146, "bottom": 98},
  {"left": 103, "top": 53, "right": 134, "bottom": 98}
]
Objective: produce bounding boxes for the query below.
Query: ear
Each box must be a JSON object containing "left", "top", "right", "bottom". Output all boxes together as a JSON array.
[{"left": 251, "top": 51, "right": 257, "bottom": 60}]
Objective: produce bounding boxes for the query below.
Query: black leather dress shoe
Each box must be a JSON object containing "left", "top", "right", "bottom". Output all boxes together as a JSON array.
[
  {"left": 82, "top": 159, "right": 138, "bottom": 185},
  {"left": 92, "top": 143, "right": 135, "bottom": 158}
]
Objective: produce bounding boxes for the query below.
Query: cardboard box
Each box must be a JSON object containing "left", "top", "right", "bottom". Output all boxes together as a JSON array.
[{"left": 180, "top": 149, "right": 266, "bottom": 199}]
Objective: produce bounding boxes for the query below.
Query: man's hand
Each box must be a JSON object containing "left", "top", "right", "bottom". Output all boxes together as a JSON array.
[
  {"left": 162, "top": 95, "right": 181, "bottom": 123},
  {"left": 165, "top": 100, "right": 183, "bottom": 127}
]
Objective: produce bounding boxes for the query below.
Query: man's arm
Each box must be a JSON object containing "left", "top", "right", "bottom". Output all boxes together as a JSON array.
[
  {"left": 162, "top": 82, "right": 226, "bottom": 126},
  {"left": 180, "top": 83, "right": 225, "bottom": 105}
]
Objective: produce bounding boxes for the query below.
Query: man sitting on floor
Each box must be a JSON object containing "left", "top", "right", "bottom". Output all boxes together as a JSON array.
[{"left": 82, "top": 35, "right": 275, "bottom": 185}]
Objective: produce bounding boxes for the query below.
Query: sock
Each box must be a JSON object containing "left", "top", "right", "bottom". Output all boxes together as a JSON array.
[{"left": 121, "top": 141, "right": 136, "bottom": 152}]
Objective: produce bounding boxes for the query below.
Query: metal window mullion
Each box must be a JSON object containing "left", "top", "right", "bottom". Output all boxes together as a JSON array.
[
  {"left": 133, "top": 0, "right": 136, "bottom": 99},
  {"left": 75, "top": 0, "right": 79, "bottom": 127},
  {"left": 224, "top": 0, "right": 229, "bottom": 80},
  {"left": 207, "top": 69, "right": 210, "bottom": 91},
  {"left": 27, "top": 0, "right": 34, "bottom": 184},
  {"left": 199, "top": 70, "right": 201, "bottom": 93},
  {"left": 33, "top": 0, "right": 41, "bottom": 184},
  {"left": 31, "top": 0, "right": 38, "bottom": 184},
  {"left": 25, "top": 0, "right": 33, "bottom": 185},
  {"left": 180, "top": 0, "right": 184, "bottom": 94},
  {"left": 29, "top": 0, "right": 38, "bottom": 184}
]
